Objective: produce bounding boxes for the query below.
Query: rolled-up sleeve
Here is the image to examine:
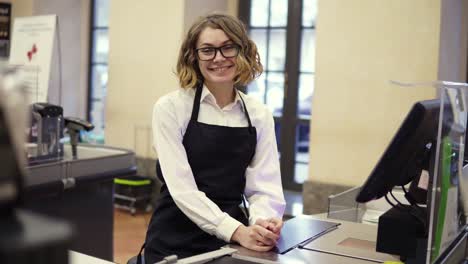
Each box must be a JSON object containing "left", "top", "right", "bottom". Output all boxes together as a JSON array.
[
  {"left": 152, "top": 98, "right": 242, "bottom": 242},
  {"left": 244, "top": 108, "right": 286, "bottom": 225}
]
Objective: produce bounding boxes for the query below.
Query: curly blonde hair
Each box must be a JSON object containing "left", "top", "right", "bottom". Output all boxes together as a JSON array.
[{"left": 176, "top": 13, "right": 263, "bottom": 89}]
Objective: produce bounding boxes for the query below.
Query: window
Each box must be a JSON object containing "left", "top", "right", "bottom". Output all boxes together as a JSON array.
[
  {"left": 87, "top": 0, "right": 109, "bottom": 143},
  {"left": 240, "top": 0, "right": 317, "bottom": 190}
]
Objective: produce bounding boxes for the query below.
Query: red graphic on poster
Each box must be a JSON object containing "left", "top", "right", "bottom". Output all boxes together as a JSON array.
[{"left": 27, "top": 44, "right": 38, "bottom": 61}]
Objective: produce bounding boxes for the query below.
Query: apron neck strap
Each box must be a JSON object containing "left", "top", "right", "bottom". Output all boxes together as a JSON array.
[
  {"left": 136, "top": 242, "right": 145, "bottom": 264},
  {"left": 190, "top": 83, "right": 203, "bottom": 122},
  {"left": 237, "top": 91, "right": 253, "bottom": 130}
]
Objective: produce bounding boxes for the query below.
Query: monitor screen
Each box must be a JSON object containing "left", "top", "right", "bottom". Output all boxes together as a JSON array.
[{"left": 356, "top": 99, "right": 446, "bottom": 203}]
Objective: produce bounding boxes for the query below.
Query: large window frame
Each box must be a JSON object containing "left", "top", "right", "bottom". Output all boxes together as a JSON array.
[
  {"left": 239, "top": 0, "right": 315, "bottom": 191},
  {"left": 87, "top": 0, "right": 109, "bottom": 143}
]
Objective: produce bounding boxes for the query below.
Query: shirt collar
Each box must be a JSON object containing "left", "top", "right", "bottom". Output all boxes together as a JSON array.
[{"left": 200, "top": 84, "right": 244, "bottom": 111}]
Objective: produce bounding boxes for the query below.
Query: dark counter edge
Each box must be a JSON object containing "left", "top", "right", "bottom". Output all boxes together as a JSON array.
[{"left": 22, "top": 166, "right": 137, "bottom": 199}]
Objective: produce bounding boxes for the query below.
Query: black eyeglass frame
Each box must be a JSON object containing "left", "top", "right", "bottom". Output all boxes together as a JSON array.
[{"left": 195, "top": 44, "right": 241, "bottom": 61}]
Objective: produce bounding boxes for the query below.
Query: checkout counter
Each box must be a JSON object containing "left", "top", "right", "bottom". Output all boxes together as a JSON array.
[
  {"left": 6, "top": 87, "right": 136, "bottom": 261},
  {"left": 71, "top": 214, "right": 401, "bottom": 264},
  {"left": 0, "top": 66, "right": 139, "bottom": 263},
  {"left": 118, "top": 186, "right": 466, "bottom": 264},
  {"left": 119, "top": 214, "right": 466, "bottom": 264},
  {"left": 22, "top": 143, "right": 136, "bottom": 261},
  {"left": 85, "top": 216, "right": 396, "bottom": 264},
  {"left": 19, "top": 96, "right": 136, "bottom": 260},
  {"left": 210, "top": 185, "right": 467, "bottom": 264},
  {"left": 227, "top": 215, "right": 400, "bottom": 264}
]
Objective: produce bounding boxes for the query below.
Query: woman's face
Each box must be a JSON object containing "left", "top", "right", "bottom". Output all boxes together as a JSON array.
[{"left": 196, "top": 27, "right": 237, "bottom": 88}]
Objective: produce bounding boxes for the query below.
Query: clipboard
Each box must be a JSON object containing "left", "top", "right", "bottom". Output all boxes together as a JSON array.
[{"left": 275, "top": 217, "right": 340, "bottom": 254}]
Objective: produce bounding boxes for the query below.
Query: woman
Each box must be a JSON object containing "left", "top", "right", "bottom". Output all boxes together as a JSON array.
[{"left": 141, "top": 13, "right": 286, "bottom": 263}]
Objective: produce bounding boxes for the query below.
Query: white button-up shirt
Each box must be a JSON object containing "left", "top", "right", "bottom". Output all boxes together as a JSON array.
[{"left": 152, "top": 85, "right": 286, "bottom": 243}]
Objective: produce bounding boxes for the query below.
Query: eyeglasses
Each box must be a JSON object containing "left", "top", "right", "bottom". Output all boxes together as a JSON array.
[{"left": 195, "top": 44, "right": 240, "bottom": 61}]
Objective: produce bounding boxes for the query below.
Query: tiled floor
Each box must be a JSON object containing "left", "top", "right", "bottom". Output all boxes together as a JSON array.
[{"left": 113, "top": 190, "right": 303, "bottom": 263}]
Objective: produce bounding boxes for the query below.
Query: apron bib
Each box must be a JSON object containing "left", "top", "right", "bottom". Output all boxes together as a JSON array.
[{"left": 141, "top": 85, "right": 257, "bottom": 263}]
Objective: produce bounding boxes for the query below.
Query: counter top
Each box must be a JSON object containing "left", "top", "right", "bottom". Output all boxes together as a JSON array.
[{"left": 25, "top": 144, "right": 136, "bottom": 188}]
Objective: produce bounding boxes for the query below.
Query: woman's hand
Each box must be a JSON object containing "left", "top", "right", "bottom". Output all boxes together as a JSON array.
[
  {"left": 231, "top": 225, "right": 279, "bottom": 251},
  {"left": 255, "top": 218, "right": 283, "bottom": 235}
]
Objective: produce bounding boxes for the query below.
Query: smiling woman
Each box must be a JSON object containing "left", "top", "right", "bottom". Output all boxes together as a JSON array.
[
  {"left": 176, "top": 14, "right": 262, "bottom": 91},
  {"left": 138, "top": 14, "right": 286, "bottom": 264},
  {"left": 195, "top": 28, "right": 239, "bottom": 96}
]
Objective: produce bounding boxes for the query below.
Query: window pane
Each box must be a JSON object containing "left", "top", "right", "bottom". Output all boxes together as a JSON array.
[
  {"left": 298, "top": 73, "right": 314, "bottom": 118},
  {"left": 92, "top": 29, "right": 109, "bottom": 63},
  {"left": 294, "top": 123, "right": 310, "bottom": 184},
  {"left": 90, "top": 100, "right": 105, "bottom": 131},
  {"left": 266, "top": 72, "right": 284, "bottom": 117},
  {"left": 247, "top": 73, "right": 266, "bottom": 104},
  {"left": 269, "top": 0, "right": 288, "bottom": 27},
  {"left": 268, "top": 29, "right": 286, "bottom": 71},
  {"left": 93, "top": 0, "right": 110, "bottom": 27},
  {"left": 250, "top": 29, "right": 267, "bottom": 67},
  {"left": 300, "top": 29, "right": 315, "bottom": 72},
  {"left": 87, "top": 100, "right": 106, "bottom": 144},
  {"left": 302, "top": 0, "right": 317, "bottom": 27},
  {"left": 294, "top": 163, "right": 309, "bottom": 184},
  {"left": 274, "top": 119, "right": 281, "bottom": 151},
  {"left": 91, "top": 65, "right": 108, "bottom": 100},
  {"left": 250, "top": 0, "right": 269, "bottom": 27}
]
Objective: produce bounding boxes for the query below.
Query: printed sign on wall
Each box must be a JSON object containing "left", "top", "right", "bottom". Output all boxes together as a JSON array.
[{"left": 9, "top": 15, "right": 57, "bottom": 103}]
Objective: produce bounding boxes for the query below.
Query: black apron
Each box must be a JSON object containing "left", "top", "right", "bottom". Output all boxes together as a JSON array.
[{"left": 139, "top": 84, "right": 257, "bottom": 264}]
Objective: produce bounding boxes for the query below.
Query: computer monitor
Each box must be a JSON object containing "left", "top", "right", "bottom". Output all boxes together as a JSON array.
[
  {"left": 464, "top": 123, "right": 468, "bottom": 163},
  {"left": 356, "top": 99, "right": 446, "bottom": 203},
  {"left": 354, "top": 98, "right": 468, "bottom": 261},
  {"left": 0, "top": 93, "right": 25, "bottom": 212}
]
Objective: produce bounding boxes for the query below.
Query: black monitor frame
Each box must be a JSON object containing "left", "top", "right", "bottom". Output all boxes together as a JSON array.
[{"left": 356, "top": 99, "right": 444, "bottom": 203}]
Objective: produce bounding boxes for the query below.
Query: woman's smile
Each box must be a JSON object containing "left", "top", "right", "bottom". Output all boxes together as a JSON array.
[{"left": 208, "top": 64, "right": 234, "bottom": 73}]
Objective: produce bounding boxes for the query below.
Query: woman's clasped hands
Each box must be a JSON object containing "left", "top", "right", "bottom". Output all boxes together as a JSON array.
[{"left": 231, "top": 218, "right": 283, "bottom": 251}]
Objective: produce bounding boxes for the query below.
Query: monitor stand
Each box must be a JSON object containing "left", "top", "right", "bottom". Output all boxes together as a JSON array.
[{"left": 376, "top": 205, "right": 428, "bottom": 264}]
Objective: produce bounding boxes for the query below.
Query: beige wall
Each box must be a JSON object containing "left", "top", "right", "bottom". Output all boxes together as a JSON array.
[
  {"left": 33, "top": 0, "right": 89, "bottom": 118},
  {"left": 438, "top": 0, "right": 468, "bottom": 82},
  {"left": 105, "top": 0, "right": 185, "bottom": 155},
  {"left": 105, "top": 0, "right": 237, "bottom": 157},
  {"left": 308, "top": 0, "right": 442, "bottom": 186},
  {"left": 9, "top": 0, "right": 33, "bottom": 19},
  {"left": 184, "top": 0, "right": 238, "bottom": 32},
  {"left": 8, "top": 0, "right": 89, "bottom": 118}
]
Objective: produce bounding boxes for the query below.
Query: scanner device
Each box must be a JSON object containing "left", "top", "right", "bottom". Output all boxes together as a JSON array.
[{"left": 64, "top": 117, "right": 94, "bottom": 159}]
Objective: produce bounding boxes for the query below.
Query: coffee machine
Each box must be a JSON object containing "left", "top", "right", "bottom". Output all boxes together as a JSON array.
[{"left": 27, "top": 102, "right": 64, "bottom": 164}]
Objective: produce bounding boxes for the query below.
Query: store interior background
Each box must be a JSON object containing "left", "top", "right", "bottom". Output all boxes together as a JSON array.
[{"left": 6, "top": 0, "right": 468, "bottom": 228}]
